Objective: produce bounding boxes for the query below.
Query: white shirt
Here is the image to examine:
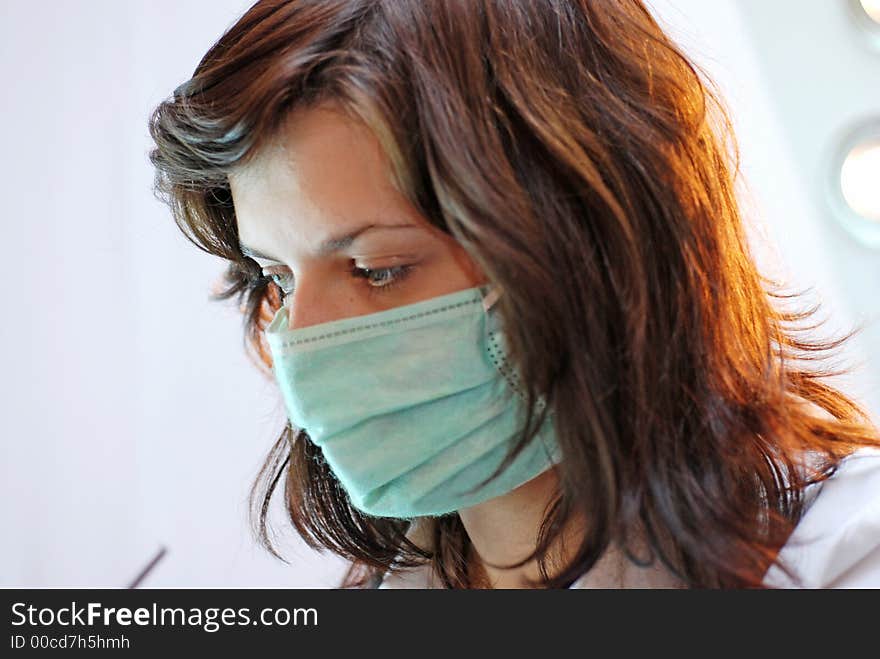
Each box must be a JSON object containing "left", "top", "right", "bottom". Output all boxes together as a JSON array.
[
  {"left": 377, "top": 447, "right": 880, "bottom": 588},
  {"left": 763, "top": 446, "right": 880, "bottom": 588}
]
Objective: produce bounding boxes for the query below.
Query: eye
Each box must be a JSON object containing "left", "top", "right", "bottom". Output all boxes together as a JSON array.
[
  {"left": 265, "top": 270, "right": 295, "bottom": 297},
  {"left": 350, "top": 264, "right": 414, "bottom": 293},
  {"left": 261, "top": 263, "right": 415, "bottom": 300}
]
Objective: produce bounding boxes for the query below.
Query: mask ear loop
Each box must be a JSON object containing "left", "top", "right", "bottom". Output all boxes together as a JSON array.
[
  {"left": 479, "top": 284, "right": 562, "bottom": 466},
  {"left": 481, "top": 284, "right": 503, "bottom": 312},
  {"left": 481, "top": 285, "right": 524, "bottom": 401}
]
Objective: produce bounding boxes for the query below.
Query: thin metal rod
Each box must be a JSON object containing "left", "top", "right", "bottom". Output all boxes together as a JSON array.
[{"left": 126, "top": 546, "right": 168, "bottom": 589}]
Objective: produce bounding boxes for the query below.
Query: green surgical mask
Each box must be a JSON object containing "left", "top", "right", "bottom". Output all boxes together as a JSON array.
[{"left": 263, "top": 283, "right": 563, "bottom": 519}]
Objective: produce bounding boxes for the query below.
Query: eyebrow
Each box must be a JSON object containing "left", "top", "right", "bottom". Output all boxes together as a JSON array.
[{"left": 239, "top": 223, "right": 418, "bottom": 262}]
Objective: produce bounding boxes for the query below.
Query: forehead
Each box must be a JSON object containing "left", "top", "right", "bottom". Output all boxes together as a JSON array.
[{"left": 229, "top": 103, "right": 407, "bottom": 250}]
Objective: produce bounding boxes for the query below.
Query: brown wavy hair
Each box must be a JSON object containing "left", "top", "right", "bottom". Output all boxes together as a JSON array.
[{"left": 148, "top": 0, "right": 880, "bottom": 588}]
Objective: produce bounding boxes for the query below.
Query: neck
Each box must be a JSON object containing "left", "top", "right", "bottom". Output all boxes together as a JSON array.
[{"left": 457, "top": 466, "right": 585, "bottom": 588}]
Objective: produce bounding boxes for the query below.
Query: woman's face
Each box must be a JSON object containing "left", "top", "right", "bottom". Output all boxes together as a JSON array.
[{"left": 229, "top": 102, "right": 487, "bottom": 330}]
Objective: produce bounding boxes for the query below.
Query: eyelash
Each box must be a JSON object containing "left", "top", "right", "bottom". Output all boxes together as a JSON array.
[{"left": 264, "top": 263, "right": 414, "bottom": 300}]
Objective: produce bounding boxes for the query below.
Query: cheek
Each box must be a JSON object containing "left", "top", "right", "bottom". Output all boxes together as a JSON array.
[{"left": 448, "top": 244, "right": 488, "bottom": 286}]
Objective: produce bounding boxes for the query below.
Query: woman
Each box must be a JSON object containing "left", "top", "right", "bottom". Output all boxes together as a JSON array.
[{"left": 148, "top": 0, "right": 880, "bottom": 588}]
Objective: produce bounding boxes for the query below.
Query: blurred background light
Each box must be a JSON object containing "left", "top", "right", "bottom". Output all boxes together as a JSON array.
[
  {"left": 851, "top": 0, "right": 880, "bottom": 50},
  {"left": 860, "top": 0, "right": 880, "bottom": 24},
  {"left": 828, "top": 119, "right": 880, "bottom": 247},
  {"left": 841, "top": 139, "right": 880, "bottom": 222}
]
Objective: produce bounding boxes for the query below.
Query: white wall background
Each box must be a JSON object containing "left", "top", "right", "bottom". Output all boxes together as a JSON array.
[{"left": 1, "top": 0, "right": 877, "bottom": 587}]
